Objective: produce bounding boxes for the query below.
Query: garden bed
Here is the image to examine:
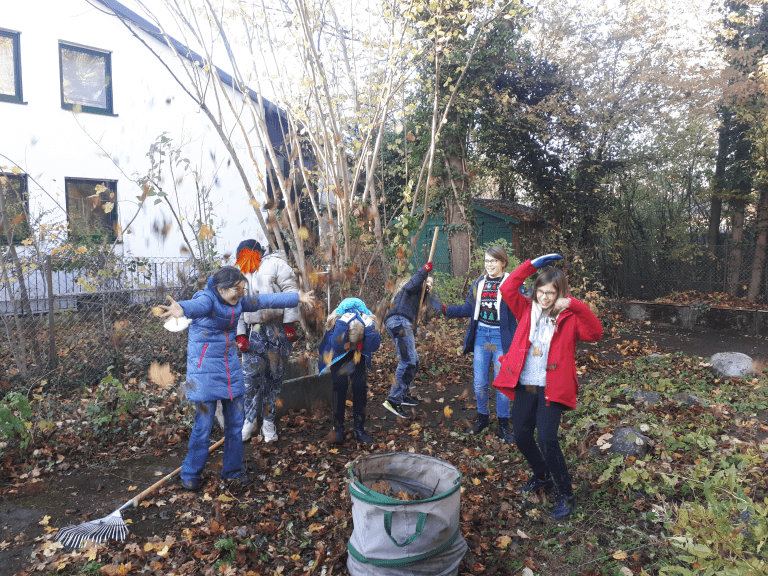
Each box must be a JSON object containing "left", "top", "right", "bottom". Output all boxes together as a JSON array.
[{"left": 622, "top": 301, "right": 768, "bottom": 336}]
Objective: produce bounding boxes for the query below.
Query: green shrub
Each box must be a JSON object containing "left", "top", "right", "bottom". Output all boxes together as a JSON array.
[
  {"left": 0, "top": 391, "right": 33, "bottom": 454},
  {"left": 660, "top": 466, "right": 768, "bottom": 576}
]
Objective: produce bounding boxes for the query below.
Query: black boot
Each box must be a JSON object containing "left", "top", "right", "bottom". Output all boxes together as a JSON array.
[
  {"left": 496, "top": 417, "right": 513, "bottom": 443},
  {"left": 468, "top": 413, "right": 489, "bottom": 435},
  {"left": 353, "top": 413, "right": 373, "bottom": 444},
  {"left": 332, "top": 381, "right": 347, "bottom": 443}
]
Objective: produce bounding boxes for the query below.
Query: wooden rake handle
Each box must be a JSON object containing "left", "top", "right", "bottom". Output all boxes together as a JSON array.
[
  {"left": 128, "top": 436, "right": 226, "bottom": 507},
  {"left": 414, "top": 227, "right": 440, "bottom": 332}
]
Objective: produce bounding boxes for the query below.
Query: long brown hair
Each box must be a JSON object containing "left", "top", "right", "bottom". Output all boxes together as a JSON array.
[{"left": 532, "top": 267, "right": 570, "bottom": 317}]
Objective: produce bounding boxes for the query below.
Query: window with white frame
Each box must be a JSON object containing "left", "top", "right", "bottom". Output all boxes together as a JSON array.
[
  {"left": 59, "top": 43, "right": 113, "bottom": 115},
  {"left": 65, "top": 178, "right": 119, "bottom": 241},
  {"left": 0, "top": 29, "right": 23, "bottom": 103}
]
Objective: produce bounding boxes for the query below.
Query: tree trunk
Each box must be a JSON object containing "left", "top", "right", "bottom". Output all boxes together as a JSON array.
[
  {"left": 708, "top": 122, "right": 728, "bottom": 247},
  {"left": 442, "top": 151, "right": 472, "bottom": 277},
  {"left": 727, "top": 201, "right": 746, "bottom": 295},
  {"left": 747, "top": 185, "right": 768, "bottom": 301}
]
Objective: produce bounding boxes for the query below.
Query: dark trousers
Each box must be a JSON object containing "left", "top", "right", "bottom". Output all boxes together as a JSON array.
[
  {"left": 511, "top": 385, "right": 573, "bottom": 496},
  {"left": 331, "top": 359, "right": 368, "bottom": 428}
]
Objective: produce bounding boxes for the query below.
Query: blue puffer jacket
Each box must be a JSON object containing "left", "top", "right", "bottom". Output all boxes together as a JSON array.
[
  {"left": 179, "top": 276, "right": 300, "bottom": 402},
  {"left": 318, "top": 312, "right": 381, "bottom": 374},
  {"left": 446, "top": 274, "right": 518, "bottom": 355},
  {"left": 384, "top": 267, "right": 430, "bottom": 323}
]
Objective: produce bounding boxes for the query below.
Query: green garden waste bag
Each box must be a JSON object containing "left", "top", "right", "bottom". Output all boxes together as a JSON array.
[{"left": 346, "top": 452, "right": 468, "bottom": 576}]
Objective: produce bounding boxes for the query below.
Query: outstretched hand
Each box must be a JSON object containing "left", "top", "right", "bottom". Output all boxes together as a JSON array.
[
  {"left": 531, "top": 253, "right": 563, "bottom": 269},
  {"left": 299, "top": 290, "right": 317, "bottom": 306},
  {"left": 159, "top": 295, "right": 184, "bottom": 319}
]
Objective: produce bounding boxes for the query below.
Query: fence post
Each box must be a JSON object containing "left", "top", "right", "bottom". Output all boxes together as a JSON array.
[{"left": 45, "top": 255, "right": 57, "bottom": 368}]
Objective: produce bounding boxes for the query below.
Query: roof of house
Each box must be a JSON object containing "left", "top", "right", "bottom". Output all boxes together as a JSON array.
[
  {"left": 472, "top": 198, "right": 543, "bottom": 223},
  {"left": 93, "top": 0, "right": 283, "bottom": 119}
]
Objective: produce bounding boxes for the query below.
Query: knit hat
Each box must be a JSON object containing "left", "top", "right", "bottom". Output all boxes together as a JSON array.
[
  {"left": 235, "top": 239, "right": 263, "bottom": 274},
  {"left": 333, "top": 298, "right": 372, "bottom": 316}
]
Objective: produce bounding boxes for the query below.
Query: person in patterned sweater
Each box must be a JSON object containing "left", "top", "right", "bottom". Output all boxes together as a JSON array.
[{"left": 435, "top": 246, "right": 518, "bottom": 440}]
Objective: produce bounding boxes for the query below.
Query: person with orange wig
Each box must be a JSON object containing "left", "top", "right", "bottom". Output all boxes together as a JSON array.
[{"left": 234, "top": 239, "right": 302, "bottom": 443}]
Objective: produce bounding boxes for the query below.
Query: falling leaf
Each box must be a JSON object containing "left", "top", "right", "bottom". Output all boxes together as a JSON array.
[
  {"left": 517, "top": 529, "right": 529, "bottom": 539},
  {"left": 307, "top": 523, "right": 324, "bottom": 532},
  {"left": 307, "top": 507, "right": 318, "bottom": 518},
  {"left": 443, "top": 405, "right": 453, "bottom": 418},
  {"left": 39, "top": 515, "right": 50, "bottom": 526},
  {"left": 128, "top": 485, "right": 138, "bottom": 491},
  {"left": 149, "top": 361, "right": 176, "bottom": 388},
  {"left": 612, "top": 550, "right": 628, "bottom": 560},
  {"left": 496, "top": 535, "right": 512, "bottom": 549},
  {"left": 472, "top": 478, "right": 481, "bottom": 486}
]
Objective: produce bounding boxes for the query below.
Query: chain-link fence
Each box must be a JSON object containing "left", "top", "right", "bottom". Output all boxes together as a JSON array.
[
  {"left": 0, "top": 256, "right": 198, "bottom": 391},
  {"left": 1, "top": 243, "right": 765, "bottom": 391},
  {"left": 593, "top": 243, "right": 767, "bottom": 302}
]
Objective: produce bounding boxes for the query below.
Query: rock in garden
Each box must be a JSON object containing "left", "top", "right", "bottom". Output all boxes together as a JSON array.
[
  {"left": 710, "top": 352, "right": 753, "bottom": 378},
  {"left": 672, "top": 392, "right": 702, "bottom": 406},
  {"left": 629, "top": 390, "right": 661, "bottom": 405},
  {"left": 604, "top": 427, "right": 652, "bottom": 459}
]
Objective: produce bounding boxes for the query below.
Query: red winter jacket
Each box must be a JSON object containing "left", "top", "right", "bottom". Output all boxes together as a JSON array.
[{"left": 492, "top": 260, "right": 603, "bottom": 409}]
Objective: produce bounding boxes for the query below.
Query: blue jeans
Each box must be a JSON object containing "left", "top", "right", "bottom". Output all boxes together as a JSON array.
[
  {"left": 511, "top": 385, "right": 572, "bottom": 496},
  {"left": 181, "top": 395, "right": 245, "bottom": 483},
  {"left": 385, "top": 315, "right": 418, "bottom": 403},
  {"left": 473, "top": 324, "right": 509, "bottom": 418}
]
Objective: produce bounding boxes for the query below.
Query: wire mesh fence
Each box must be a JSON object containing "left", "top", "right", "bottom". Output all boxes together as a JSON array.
[
  {"left": 0, "top": 243, "right": 765, "bottom": 392},
  {"left": 594, "top": 243, "right": 767, "bottom": 302},
  {"left": 0, "top": 256, "right": 198, "bottom": 392}
]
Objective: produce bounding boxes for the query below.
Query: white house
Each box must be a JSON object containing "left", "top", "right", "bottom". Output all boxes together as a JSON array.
[{"left": 1, "top": 0, "right": 285, "bottom": 261}]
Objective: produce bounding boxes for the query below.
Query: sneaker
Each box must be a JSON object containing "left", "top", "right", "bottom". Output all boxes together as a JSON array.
[
  {"left": 551, "top": 494, "right": 576, "bottom": 520},
  {"left": 515, "top": 475, "right": 555, "bottom": 495},
  {"left": 262, "top": 420, "right": 277, "bottom": 443},
  {"left": 179, "top": 477, "right": 200, "bottom": 492},
  {"left": 401, "top": 395, "right": 420, "bottom": 407},
  {"left": 383, "top": 400, "right": 408, "bottom": 419},
  {"left": 242, "top": 419, "right": 255, "bottom": 442}
]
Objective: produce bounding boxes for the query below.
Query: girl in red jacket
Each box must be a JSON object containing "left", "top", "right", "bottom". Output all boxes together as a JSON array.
[{"left": 493, "top": 254, "right": 602, "bottom": 520}]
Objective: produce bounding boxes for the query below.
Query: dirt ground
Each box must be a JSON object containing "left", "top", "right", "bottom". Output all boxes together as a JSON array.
[{"left": 0, "top": 316, "right": 765, "bottom": 575}]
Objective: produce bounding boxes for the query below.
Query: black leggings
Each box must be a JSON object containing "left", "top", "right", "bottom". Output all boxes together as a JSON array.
[{"left": 511, "top": 385, "right": 573, "bottom": 496}]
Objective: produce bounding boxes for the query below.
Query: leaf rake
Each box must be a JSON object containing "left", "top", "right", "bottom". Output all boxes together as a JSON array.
[{"left": 54, "top": 437, "right": 225, "bottom": 548}]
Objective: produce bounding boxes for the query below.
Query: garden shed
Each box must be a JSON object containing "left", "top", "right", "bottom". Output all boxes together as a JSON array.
[{"left": 410, "top": 198, "right": 545, "bottom": 274}]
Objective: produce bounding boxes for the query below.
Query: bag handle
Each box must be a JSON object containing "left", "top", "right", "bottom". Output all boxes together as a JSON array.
[{"left": 383, "top": 511, "right": 427, "bottom": 547}]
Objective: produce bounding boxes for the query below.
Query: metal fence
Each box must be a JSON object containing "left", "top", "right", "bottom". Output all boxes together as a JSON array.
[
  {"left": 594, "top": 243, "right": 767, "bottom": 302},
  {"left": 0, "top": 244, "right": 765, "bottom": 391},
  {"left": 0, "top": 256, "right": 199, "bottom": 391}
]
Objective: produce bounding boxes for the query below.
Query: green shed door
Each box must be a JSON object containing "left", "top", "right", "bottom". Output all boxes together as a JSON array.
[
  {"left": 409, "top": 218, "right": 449, "bottom": 274},
  {"left": 478, "top": 220, "right": 514, "bottom": 247}
]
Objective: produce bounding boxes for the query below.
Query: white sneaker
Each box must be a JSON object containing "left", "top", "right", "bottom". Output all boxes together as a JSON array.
[
  {"left": 262, "top": 420, "right": 277, "bottom": 443},
  {"left": 242, "top": 419, "right": 255, "bottom": 442}
]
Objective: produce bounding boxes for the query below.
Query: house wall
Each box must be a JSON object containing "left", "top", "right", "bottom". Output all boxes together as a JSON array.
[{"left": 2, "top": 0, "right": 271, "bottom": 261}]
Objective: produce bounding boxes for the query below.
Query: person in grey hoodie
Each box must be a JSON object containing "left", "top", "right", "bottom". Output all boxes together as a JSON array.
[{"left": 234, "top": 239, "right": 302, "bottom": 443}]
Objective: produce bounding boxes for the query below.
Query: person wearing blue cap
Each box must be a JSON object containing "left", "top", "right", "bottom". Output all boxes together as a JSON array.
[{"left": 318, "top": 298, "right": 381, "bottom": 444}]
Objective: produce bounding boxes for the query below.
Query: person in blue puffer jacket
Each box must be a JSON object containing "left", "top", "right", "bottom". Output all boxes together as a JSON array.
[
  {"left": 160, "top": 266, "right": 315, "bottom": 491},
  {"left": 318, "top": 298, "right": 381, "bottom": 444}
]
